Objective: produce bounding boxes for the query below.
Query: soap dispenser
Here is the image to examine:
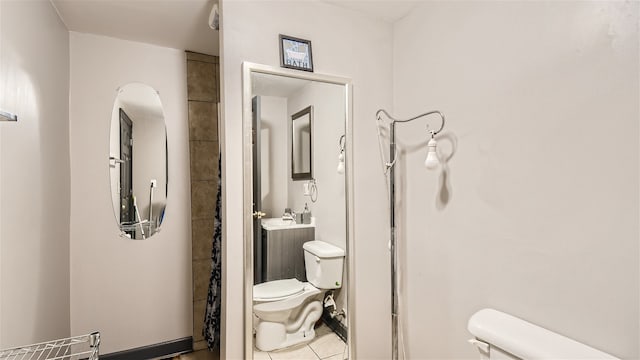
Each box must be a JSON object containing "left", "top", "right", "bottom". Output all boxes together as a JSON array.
[{"left": 302, "top": 203, "right": 312, "bottom": 224}]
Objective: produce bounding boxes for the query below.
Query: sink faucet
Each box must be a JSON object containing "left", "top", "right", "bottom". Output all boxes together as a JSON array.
[{"left": 282, "top": 208, "right": 296, "bottom": 221}]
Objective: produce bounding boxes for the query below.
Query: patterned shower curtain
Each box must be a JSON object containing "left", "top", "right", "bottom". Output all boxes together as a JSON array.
[{"left": 204, "top": 155, "right": 222, "bottom": 350}]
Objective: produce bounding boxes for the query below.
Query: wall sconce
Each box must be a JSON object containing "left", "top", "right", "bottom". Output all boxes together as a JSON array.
[{"left": 0, "top": 109, "right": 18, "bottom": 122}]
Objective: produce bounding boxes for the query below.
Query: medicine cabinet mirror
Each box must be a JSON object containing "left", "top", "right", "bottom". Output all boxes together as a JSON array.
[
  {"left": 291, "top": 105, "right": 313, "bottom": 180},
  {"left": 109, "top": 83, "right": 167, "bottom": 240},
  {"left": 242, "top": 62, "right": 355, "bottom": 359}
]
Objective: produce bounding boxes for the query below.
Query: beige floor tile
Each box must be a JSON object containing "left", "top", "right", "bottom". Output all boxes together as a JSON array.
[
  {"left": 314, "top": 323, "right": 332, "bottom": 337},
  {"left": 321, "top": 353, "right": 348, "bottom": 360},
  {"left": 268, "top": 344, "right": 319, "bottom": 360},
  {"left": 253, "top": 344, "right": 271, "bottom": 360},
  {"left": 253, "top": 350, "right": 271, "bottom": 360},
  {"left": 308, "top": 331, "right": 346, "bottom": 359},
  {"left": 252, "top": 324, "right": 345, "bottom": 360}
]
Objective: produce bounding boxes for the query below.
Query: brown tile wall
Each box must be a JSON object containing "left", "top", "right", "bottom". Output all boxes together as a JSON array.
[{"left": 186, "top": 51, "right": 220, "bottom": 351}]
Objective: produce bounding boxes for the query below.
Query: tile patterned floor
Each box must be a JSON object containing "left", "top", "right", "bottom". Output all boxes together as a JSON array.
[
  {"left": 254, "top": 324, "right": 347, "bottom": 360},
  {"left": 171, "top": 324, "right": 345, "bottom": 360}
]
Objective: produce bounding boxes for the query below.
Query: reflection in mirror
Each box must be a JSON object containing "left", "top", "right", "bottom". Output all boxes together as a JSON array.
[
  {"left": 291, "top": 106, "right": 312, "bottom": 180},
  {"left": 248, "top": 69, "right": 350, "bottom": 359},
  {"left": 109, "top": 83, "right": 167, "bottom": 240}
]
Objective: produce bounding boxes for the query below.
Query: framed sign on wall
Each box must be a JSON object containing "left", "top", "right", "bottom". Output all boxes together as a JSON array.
[{"left": 279, "top": 34, "right": 313, "bottom": 72}]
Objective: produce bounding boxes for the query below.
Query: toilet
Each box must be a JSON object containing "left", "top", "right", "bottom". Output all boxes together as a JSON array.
[
  {"left": 253, "top": 240, "right": 345, "bottom": 352},
  {"left": 468, "top": 309, "right": 620, "bottom": 359}
]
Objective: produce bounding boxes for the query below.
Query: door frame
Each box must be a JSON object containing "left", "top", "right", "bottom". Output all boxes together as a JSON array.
[
  {"left": 119, "top": 108, "right": 134, "bottom": 227},
  {"left": 251, "top": 96, "right": 263, "bottom": 284},
  {"left": 241, "top": 62, "right": 355, "bottom": 359}
]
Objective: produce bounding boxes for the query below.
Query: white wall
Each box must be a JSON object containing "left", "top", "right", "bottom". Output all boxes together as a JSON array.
[
  {"left": 220, "top": 1, "right": 393, "bottom": 358},
  {"left": 259, "top": 96, "right": 288, "bottom": 217},
  {"left": 130, "top": 107, "right": 167, "bottom": 223},
  {"left": 0, "top": 0, "right": 70, "bottom": 348},
  {"left": 287, "top": 82, "right": 346, "bottom": 247},
  {"left": 392, "top": 2, "right": 639, "bottom": 359},
  {"left": 69, "top": 32, "right": 191, "bottom": 354}
]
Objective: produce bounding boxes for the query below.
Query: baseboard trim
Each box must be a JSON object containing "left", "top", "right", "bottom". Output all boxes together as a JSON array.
[
  {"left": 321, "top": 310, "right": 347, "bottom": 343},
  {"left": 100, "top": 337, "right": 192, "bottom": 360}
]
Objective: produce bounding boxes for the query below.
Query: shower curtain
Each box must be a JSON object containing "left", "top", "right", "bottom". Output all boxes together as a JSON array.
[{"left": 204, "top": 155, "right": 222, "bottom": 350}]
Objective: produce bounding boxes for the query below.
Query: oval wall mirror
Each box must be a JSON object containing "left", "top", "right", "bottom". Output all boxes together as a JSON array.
[{"left": 109, "top": 83, "right": 167, "bottom": 240}]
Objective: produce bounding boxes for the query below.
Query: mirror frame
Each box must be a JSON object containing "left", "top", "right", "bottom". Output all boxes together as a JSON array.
[
  {"left": 242, "top": 62, "right": 355, "bottom": 359},
  {"left": 291, "top": 105, "right": 313, "bottom": 180}
]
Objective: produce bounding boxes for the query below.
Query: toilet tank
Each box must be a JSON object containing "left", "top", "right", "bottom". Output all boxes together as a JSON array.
[
  {"left": 303, "top": 241, "right": 344, "bottom": 289},
  {"left": 468, "top": 309, "right": 620, "bottom": 360}
]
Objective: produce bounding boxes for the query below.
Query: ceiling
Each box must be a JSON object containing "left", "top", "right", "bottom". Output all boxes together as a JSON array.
[
  {"left": 323, "top": 0, "right": 419, "bottom": 23},
  {"left": 51, "top": 0, "right": 219, "bottom": 56},
  {"left": 50, "top": 0, "right": 416, "bottom": 58}
]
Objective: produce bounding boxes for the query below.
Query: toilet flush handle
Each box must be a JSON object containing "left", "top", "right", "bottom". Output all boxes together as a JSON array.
[
  {"left": 468, "top": 339, "right": 490, "bottom": 360},
  {"left": 315, "top": 256, "right": 320, "bottom": 263}
]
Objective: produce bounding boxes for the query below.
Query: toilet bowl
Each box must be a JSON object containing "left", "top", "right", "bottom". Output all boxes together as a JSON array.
[
  {"left": 253, "top": 241, "right": 344, "bottom": 352},
  {"left": 253, "top": 279, "right": 323, "bottom": 351}
]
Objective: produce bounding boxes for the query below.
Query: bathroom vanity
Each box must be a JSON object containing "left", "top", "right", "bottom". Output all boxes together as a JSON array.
[{"left": 259, "top": 218, "right": 315, "bottom": 283}]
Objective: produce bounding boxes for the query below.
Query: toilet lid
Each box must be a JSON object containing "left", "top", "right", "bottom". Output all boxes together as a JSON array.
[{"left": 253, "top": 278, "right": 305, "bottom": 300}]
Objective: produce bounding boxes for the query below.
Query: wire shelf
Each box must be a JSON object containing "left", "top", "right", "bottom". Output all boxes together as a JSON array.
[
  {"left": 0, "top": 332, "right": 100, "bottom": 360},
  {"left": 120, "top": 221, "right": 155, "bottom": 233}
]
